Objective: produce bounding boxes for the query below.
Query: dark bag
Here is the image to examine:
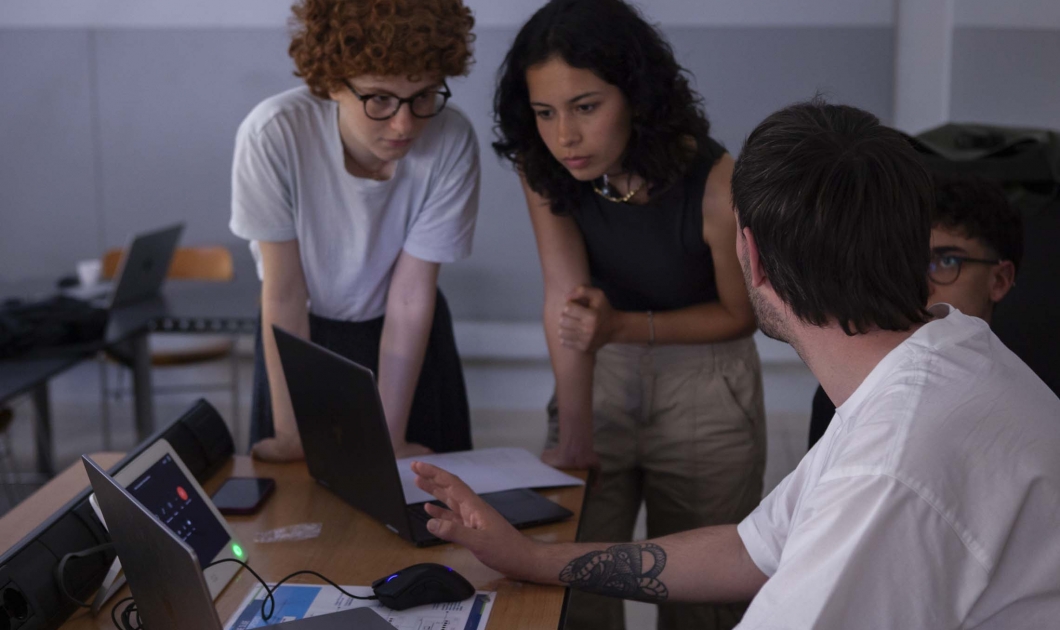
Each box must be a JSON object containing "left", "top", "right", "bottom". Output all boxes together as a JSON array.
[
  {"left": 912, "top": 123, "right": 1060, "bottom": 397},
  {"left": 0, "top": 295, "right": 108, "bottom": 359}
]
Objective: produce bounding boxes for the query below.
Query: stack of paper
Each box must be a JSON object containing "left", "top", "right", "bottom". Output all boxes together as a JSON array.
[{"left": 396, "top": 447, "right": 584, "bottom": 505}]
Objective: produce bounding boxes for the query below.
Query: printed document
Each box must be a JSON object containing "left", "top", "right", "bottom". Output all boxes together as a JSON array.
[
  {"left": 396, "top": 447, "right": 583, "bottom": 505},
  {"left": 224, "top": 583, "right": 494, "bottom": 630}
]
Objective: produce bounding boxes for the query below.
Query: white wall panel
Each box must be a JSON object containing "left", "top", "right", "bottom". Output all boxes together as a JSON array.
[
  {"left": 0, "top": 0, "right": 894, "bottom": 28},
  {"left": 893, "top": 0, "right": 954, "bottom": 134},
  {"left": 956, "top": 0, "right": 1060, "bottom": 29}
]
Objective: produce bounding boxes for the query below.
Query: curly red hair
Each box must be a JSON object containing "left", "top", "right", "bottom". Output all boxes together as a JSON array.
[{"left": 289, "top": 0, "right": 475, "bottom": 98}]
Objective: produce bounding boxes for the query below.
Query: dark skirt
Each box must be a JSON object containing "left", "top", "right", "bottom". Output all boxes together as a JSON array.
[{"left": 250, "top": 291, "right": 472, "bottom": 453}]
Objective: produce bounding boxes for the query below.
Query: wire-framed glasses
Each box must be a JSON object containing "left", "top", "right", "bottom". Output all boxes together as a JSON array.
[
  {"left": 928, "top": 252, "right": 1002, "bottom": 285},
  {"left": 344, "top": 81, "right": 451, "bottom": 121}
]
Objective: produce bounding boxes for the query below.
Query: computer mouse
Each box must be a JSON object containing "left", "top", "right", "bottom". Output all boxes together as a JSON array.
[{"left": 371, "top": 562, "right": 475, "bottom": 610}]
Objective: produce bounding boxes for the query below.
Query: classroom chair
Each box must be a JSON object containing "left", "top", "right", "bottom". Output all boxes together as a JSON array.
[{"left": 99, "top": 246, "right": 243, "bottom": 450}]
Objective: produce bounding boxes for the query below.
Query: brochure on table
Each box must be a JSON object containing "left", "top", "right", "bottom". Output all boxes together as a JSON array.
[{"left": 224, "top": 583, "right": 494, "bottom": 630}]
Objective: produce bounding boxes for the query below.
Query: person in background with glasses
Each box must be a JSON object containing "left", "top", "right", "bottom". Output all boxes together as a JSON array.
[
  {"left": 808, "top": 174, "right": 1024, "bottom": 448},
  {"left": 230, "top": 0, "right": 479, "bottom": 462},
  {"left": 926, "top": 175, "right": 1022, "bottom": 321}
]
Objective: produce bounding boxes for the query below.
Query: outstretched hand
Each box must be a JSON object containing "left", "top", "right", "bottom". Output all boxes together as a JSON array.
[
  {"left": 541, "top": 446, "right": 600, "bottom": 473},
  {"left": 393, "top": 441, "right": 433, "bottom": 459},
  {"left": 412, "top": 461, "right": 538, "bottom": 580},
  {"left": 251, "top": 432, "right": 305, "bottom": 462}
]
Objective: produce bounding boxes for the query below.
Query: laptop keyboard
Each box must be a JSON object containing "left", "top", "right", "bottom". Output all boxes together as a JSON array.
[{"left": 406, "top": 502, "right": 433, "bottom": 523}]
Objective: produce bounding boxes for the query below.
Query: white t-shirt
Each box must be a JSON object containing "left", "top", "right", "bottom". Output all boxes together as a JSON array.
[
  {"left": 737, "top": 305, "right": 1060, "bottom": 629},
  {"left": 229, "top": 86, "right": 480, "bottom": 321}
]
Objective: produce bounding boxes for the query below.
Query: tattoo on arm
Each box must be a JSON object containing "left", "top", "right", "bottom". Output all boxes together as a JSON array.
[{"left": 559, "top": 543, "right": 669, "bottom": 602}]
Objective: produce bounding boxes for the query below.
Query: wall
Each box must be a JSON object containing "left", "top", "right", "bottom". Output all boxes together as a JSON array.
[
  {"left": 950, "top": 1, "right": 1060, "bottom": 130},
  {"left": 1, "top": 0, "right": 893, "bottom": 323},
  {"left": 3, "top": 0, "right": 1057, "bottom": 321}
]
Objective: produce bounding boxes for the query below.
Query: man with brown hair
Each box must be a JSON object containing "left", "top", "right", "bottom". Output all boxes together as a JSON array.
[
  {"left": 412, "top": 102, "right": 1060, "bottom": 629},
  {"left": 808, "top": 173, "right": 1024, "bottom": 447},
  {"left": 230, "top": 0, "right": 480, "bottom": 462}
]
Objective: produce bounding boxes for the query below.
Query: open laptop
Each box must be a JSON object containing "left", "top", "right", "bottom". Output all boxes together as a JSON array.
[
  {"left": 83, "top": 455, "right": 395, "bottom": 630},
  {"left": 69, "top": 223, "right": 184, "bottom": 308},
  {"left": 273, "top": 326, "right": 573, "bottom": 547}
]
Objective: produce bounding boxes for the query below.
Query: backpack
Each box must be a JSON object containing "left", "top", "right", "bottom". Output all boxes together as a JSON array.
[{"left": 0, "top": 296, "right": 108, "bottom": 359}]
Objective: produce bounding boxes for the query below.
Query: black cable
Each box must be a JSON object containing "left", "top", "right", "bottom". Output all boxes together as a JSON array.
[
  {"left": 205, "top": 558, "right": 376, "bottom": 622},
  {"left": 105, "top": 557, "right": 378, "bottom": 629},
  {"left": 54, "top": 542, "right": 115, "bottom": 607},
  {"left": 110, "top": 597, "right": 135, "bottom": 629}
]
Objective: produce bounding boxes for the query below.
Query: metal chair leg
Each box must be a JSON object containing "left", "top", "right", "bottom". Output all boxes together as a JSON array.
[
  {"left": 0, "top": 409, "right": 21, "bottom": 507},
  {"left": 98, "top": 356, "right": 113, "bottom": 450}
]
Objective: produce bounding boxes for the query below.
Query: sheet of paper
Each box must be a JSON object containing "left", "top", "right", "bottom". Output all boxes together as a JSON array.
[
  {"left": 223, "top": 583, "right": 494, "bottom": 630},
  {"left": 396, "top": 447, "right": 584, "bottom": 505}
]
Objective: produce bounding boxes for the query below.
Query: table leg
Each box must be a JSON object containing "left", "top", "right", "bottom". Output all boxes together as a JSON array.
[
  {"left": 32, "top": 382, "right": 54, "bottom": 477},
  {"left": 130, "top": 332, "right": 154, "bottom": 440}
]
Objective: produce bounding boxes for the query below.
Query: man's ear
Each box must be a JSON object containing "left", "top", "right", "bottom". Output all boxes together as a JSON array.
[
  {"left": 742, "top": 227, "right": 768, "bottom": 288},
  {"left": 990, "top": 260, "right": 1017, "bottom": 304}
]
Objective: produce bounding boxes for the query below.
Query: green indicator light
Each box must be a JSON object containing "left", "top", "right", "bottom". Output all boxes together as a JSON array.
[{"left": 233, "top": 544, "right": 244, "bottom": 557}]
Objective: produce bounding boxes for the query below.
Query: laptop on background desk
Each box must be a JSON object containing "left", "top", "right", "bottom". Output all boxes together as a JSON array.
[
  {"left": 273, "top": 325, "right": 573, "bottom": 547},
  {"left": 67, "top": 223, "right": 184, "bottom": 308}
]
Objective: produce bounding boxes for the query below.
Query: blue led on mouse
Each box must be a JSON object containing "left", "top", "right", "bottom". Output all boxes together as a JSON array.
[{"left": 371, "top": 563, "right": 475, "bottom": 610}]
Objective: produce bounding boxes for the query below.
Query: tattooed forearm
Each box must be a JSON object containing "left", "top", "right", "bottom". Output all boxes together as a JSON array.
[{"left": 558, "top": 542, "right": 669, "bottom": 602}]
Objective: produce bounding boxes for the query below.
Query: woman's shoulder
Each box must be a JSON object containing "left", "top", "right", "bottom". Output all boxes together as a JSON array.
[
  {"left": 686, "top": 135, "right": 728, "bottom": 172},
  {"left": 411, "top": 105, "right": 479, "bottom": 164},
  {"left": 666, "top": 135, "right": 727, "bottom": 201},
  {"left": 238, "top": 86, "right": 332, "bottom": 140}
]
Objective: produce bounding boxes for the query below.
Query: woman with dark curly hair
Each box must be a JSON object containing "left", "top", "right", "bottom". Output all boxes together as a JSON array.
[
  {"left": 494, "top": 1, "right": 765, "bottom": 627},
  {"left": 230, "top": 0, "right": 478, "bottom": 462}
]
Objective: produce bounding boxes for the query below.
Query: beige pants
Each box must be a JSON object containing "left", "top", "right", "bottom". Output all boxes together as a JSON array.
[{"left": 549, "top": 337, "right": 766, "bottom": 630}]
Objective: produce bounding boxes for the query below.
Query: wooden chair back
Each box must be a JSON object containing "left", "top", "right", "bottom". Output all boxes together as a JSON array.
[{"left": 101, "top": 246, "right": 234, "bottom": 282}]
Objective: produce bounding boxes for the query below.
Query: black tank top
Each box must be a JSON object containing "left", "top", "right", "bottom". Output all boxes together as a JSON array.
[{"left": 570, "top": 138, "right": 725, "bottom": 312}]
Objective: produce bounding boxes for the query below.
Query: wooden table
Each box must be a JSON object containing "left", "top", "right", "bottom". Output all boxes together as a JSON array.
[{"left": 0, "top": 454, "right": 587, "bottom": 629}]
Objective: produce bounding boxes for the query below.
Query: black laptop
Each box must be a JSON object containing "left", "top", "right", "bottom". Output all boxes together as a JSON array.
[
  {"left": 69, "top": 223, "right": 184, "bottom": 308},
  {"left": 273, "top": 325, "right": 573, "bottom": 547}
]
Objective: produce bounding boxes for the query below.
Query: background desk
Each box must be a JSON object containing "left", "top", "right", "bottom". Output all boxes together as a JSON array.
[
  {"left": 0, "top": 278, "right": 258, "bottom": 475},
  {"left": 0, "top": 454, "right": 587, "bottom": 630}
]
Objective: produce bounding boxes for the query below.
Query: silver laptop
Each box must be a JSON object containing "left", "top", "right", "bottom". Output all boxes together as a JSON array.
[
  {"left": 70, "top": 223, "right": 184, "bottom": 308},
  {"left": 83, "top": 455, "right": 395, "bottom": 630}
]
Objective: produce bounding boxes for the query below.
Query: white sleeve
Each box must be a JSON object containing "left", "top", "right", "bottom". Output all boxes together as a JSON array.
[
  {"left": 229, "top": 117, "right": 298, "bottom": 243},
  {"left": 737, "top": 441, "right": 823, "bottom": 577},
  {"left": 402, "top": 123, "right": 480, "bottom": 264},
  {"left": 737, "top": 473, "right": 988, "bottom": 630}
]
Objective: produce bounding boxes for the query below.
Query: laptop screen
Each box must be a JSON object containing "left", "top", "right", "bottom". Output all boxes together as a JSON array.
[{"left": 127, "top": 453, "right": 229, "bottom": 564}]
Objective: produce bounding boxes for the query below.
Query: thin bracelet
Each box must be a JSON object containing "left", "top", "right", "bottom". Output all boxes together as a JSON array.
[{"left": 647, "top": 310, "right": 655, "bottom": 346}]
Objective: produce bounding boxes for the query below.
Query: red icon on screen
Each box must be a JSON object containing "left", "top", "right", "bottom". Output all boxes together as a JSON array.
[{"left": 176, "top": 486, "right": 189, "bottom": 501}]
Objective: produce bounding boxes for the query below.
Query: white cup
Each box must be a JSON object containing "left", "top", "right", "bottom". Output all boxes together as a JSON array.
[{"left": 77, "top": 259, "right": 102, "bottom": 287}]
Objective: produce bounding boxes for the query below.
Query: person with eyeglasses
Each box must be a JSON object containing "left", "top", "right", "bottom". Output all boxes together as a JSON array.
[
  {"left": 230, "top": 0, "right": 479, "bottom": 462},
  {"left": 807, "top": 174, "right": 1024, "bottom": 449}
]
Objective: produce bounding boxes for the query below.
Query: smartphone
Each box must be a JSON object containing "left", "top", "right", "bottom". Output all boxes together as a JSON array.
[{"left": 211, "top": 477, "right": 276, "bottom": 515}]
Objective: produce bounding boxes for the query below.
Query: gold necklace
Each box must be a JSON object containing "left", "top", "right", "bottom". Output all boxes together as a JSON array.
[{"left": 593, "top": 173, "right": 644, "bottom": 203}]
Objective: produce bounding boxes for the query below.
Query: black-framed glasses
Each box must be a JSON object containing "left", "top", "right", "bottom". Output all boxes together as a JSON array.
[
  {"left": 345, "top": 81, "right": 451, "bottom": 121},
  {"left": 928, "top": 252, "right": 1002, "bottom": 285}
]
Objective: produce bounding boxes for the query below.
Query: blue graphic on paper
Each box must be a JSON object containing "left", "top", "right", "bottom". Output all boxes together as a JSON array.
[
  {"left": 230, "top": 585, "right": 322, "bottom": 629},
  {"left": 462, "top": 594, "right": 491, "bottom": 630}
]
